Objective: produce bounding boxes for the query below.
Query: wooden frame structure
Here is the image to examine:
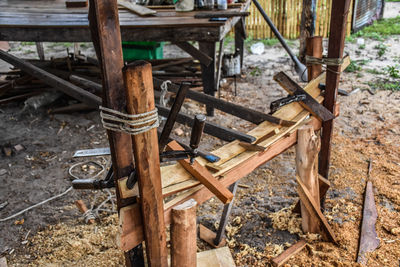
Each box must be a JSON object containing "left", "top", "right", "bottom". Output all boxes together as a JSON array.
[{"left": 0, "top": 0, "right": 351, "bottom": 265}]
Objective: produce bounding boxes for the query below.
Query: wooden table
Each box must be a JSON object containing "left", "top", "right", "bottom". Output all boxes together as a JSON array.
[{"left": 0, "top": 0, "right": 251, "bottom": 115}]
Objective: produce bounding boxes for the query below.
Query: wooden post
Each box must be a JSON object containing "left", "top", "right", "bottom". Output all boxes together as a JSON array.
[
  {"left": 87, "top": 0, "right": 144, "bottom": 265},
  {"left": 306, "top": 36, "right": 323, "bottom": 81},
  {"left": 123, "top": 61, "right": 168, "bottom": 267},
  {"left": 296, "top": 125, "right": 320, "bottom": 233},
  {"left": 299, "top": 0, "right": 315, "bottom": 63},
  {"left": 319, "top": 0, "right": 351, "bottom": 179},
  {"left": 199, "top": 41, "right": 216, "bottom": 116},
  {"left": 171, "top": 199, "right": 198, "bottom": 267}
]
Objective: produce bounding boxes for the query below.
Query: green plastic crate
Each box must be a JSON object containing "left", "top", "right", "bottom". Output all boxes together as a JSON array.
[{"left": 122, "top": 41, "right": 163, "bottom": 61}]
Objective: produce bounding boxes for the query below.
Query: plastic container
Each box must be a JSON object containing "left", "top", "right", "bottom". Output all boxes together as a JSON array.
[
  {"left": 175, "top": 0, "right": 194, "bottom": 11},
  {"left": 121, "top": 41, "right": 164, "bottom": 61},
  {"left": 203, "top": 0, "right": 214, "bottom": 10}
]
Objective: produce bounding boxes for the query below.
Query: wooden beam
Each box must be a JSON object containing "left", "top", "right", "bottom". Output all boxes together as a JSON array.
[
  {"left": 174, "top": 42, "right": 212, "bottom": 67},
  {"left": 293, "top": 175, "right": 330, "bottom": 214},
  {"left": 171, "top": 199, "right": 198, "bottom": 267},
  {"left": 87, "top": 0, "right": 141, "bottom": 265},
  {"left": 199, "top": 41, "right": 216, "bottom": 116},
  {"left": 299, "top": 0, "right": 315, "bottom": 63},
  {"left": 124, "top": 61, "right": 168, "bottom": 267},
  {"left": 306, "top": 36, "right": 323, "bottom": 81},
  {"left": 157, "top": 105, "right": 256, "bottom": 143},
  {"left": 166, "top": 141, "right": 233, "bottom": 204},
  {"left": 272, "top": 239, "right": 306, "bottom": 267},
  {"left": 0, "top": 50, "right": 101, "bottom": 107},
  {"left": 296, "top": 125, "right": 320, "bottom": 233},
  {"left": 319, "top": 0, "right": 351, "bottom": 178},
  {"left": 153, "top": 78, "right": 294, "bottom": 126},
  {"left": 66, "top": 0, "right": 88, "bottom": 8}
]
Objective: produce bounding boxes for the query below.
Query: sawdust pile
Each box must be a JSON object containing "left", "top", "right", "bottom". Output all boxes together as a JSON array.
[{"left": 9, "top": 214, "right": 124, "bottom": 267}]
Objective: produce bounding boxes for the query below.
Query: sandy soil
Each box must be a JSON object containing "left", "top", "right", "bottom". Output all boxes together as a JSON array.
[{"left": 1, "top": 7, "right": 400, "bottom": 266}]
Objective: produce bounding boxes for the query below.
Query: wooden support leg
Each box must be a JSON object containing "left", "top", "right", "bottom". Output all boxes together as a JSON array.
[
  {"left": 124, "top": 61, "right": 168, "bottom": 267},
  {"left": 215, "top": 39, "right": 224, "bottom": 98},
  {"left": 296, "top": 125, "right": 320, "bottom": 233},
  {"left": 214, "top": 181, "right": 239, "bottom": 246},
  {"left": 171, "top": 199, "right": 198, "bottom": 267},
  {"left": 199, "top": 41, "right": 216, "bottom": 116},
  {"left": 87, "top": 0, "right": 143, "bottom": 265},
  {"left": 234, "top": 17, "right": 246, "bottom": 72},
  {"left": 299, "top": 0, "right": 316, "bottom": 63},
  {"left": 306, "top": 36, "right": 322, "bottom": 81},
  {"left": 319, "top": 0, "right": 351, "bottom": 179},
  {"left": 36, "top": 42, "right": 45, "bottom": 61}
]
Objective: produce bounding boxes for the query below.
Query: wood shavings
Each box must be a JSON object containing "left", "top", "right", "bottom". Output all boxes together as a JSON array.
[{"left": 269, "top": 205, "right": 302, "bottom": 235}]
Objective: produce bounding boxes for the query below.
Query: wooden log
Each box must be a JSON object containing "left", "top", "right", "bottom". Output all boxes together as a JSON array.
[
  {"left": 167, "top": 141, "right": 233, "bottom": 204},
  {"left": 296, "top": 125, "right": 320, "bottom": 233},
  {"left": 123, "top": 61, "right": 168, "bottom": 267},
  {"left": 306, "top": 36, "right": 323, "bottom": 81},
  {"left": 171, "top": 199, "right": 197, "bottom": 267},
  {"left": 153, "top": 78, "right": 294, "bottom": 126},
  {"left": 157, "top": 105, "right": 256, "bottom": 143},
  {"left": 88, "top": 0, "right": 142, "bottom": 265},
  {"left": 272, "top": 239, "right": 306, "bottom": 267},
  {"left": 69, "top": 74, "right": 102, "bottom": 94},
  {"left": 0, "top": 50, "right": 101, "bottom": 107},
  {"left": 319, "top": 0, "right": 351, "bottom": 179},
  {"left": 299, "top": 0, "right": 315, "bottom": 63}
]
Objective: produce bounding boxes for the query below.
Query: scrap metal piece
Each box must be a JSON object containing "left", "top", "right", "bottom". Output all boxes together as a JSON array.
[{"left": 73, "top": 147, "right": 110, "bottom": 157}]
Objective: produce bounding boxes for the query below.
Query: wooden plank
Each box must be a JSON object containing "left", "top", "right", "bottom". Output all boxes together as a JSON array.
[
  {"left": 118, "top": 0, "right": 156, "bottom": 16},
  {"left": 319, "top": 0, "right": 351, "bottom": 178},
  {"left": 119, "top": 204, "right": 144, "bottom": 251},
  {"left": 0, "top": 257, "right": 7, "bottom": 267},
  {"left": 124, "top": 61, "right": 168, "bottom": 267},
  {"left": 171, "top": 199, "right": 197, "bottom": 267},
  {"left": 199, "top": 224, "right": 227, "bottom": 248},
  {"left": 273, "top": 71, "right": 335, "bottom": 122},
  {"left": 0, "top": 50, "right": 101, "bottom": 107},
  {"left": 66, "top": 0, "right": 88, "bottom": 8},
  {"left": 197, "top": 247, "right": 235, "bottom": 267},
  {"left": 166, "top": 141, "right": 233, "bottom": 204},
  {"left": 198, "top": 41, "right": 216, "bottom": 116},
  {"left": 296, "top": 125, "right": 320, "bottom": 233},
  {"left": 87, "top": 0, "right": 141, "bottom": 265},
  {"left": 296, "top": 176, "right": 337, "bottom": 243},
  {"left": 306, "top": 36, "right": 323, "bottom": 81},
  {"left": 272, "top": 239, "right": 306, "bottom": 267},
  {"left": 357, "top": 181, "right": 379, "bottom": 265}
]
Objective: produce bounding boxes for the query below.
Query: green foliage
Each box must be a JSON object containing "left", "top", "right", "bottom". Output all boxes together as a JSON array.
[
  {"left": 365, "top": 68, "right": 384, "bottom": 75},
  {"left": 374, "top": 43, "right": 387, "bottom": 57},
  {"left": 354, "top": 16, "right": 400, "bottom": 39},
  {"left": 249, "top": 66, "right": 262, "bottom": 77},
  {"left": 358, "top": 44, "right": 366, "bottom": 49},
  {"left": 20, "top": 42, "right": 35, "bottom": 46},
  {"left": 368, "top": 81, "right": 400, "bottom": 91},
  {"left": 345, "top": 59, "right": 370, "bottom": 73},
  {"left": 385, "top": 65, "right": 400, "bottom": 78}
]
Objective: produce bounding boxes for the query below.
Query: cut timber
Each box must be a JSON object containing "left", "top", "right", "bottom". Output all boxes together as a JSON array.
[
  {"left": 271, "top": 239, "right": 306, "bottom": 267},
  {"left": 296, "top": 125, "right": 320, "bottom": 233},
  {"left": 357, "top": 181, "right": 379, "bottom": 265},
  {"left": 166, "top": 141, "right": 233, "bottom": 204},
  {"left": 319, "top": 0, "right": 352, "bottom": 178},
  {"left": 123, "top": 61, "right": 168, "bottom": 267},
  {"left": 174, "top": 42, "right": 212, "bottom": 67},
  {"left": 0, "top": 50, "right": 101, "bottom": 107},
  {"left": 118, "top": 0, "right": 156, "bottom": 16},
  {"left": 119, "top": 204, "right": 144, "bottom": 251},
  {"left": 293, "top": 175, "right": 330, "bottom": 214},
  {"left": 66, "top": 0, "right": 88, "bottom": 8},
  {"left": 197, "top": 247, "right": 236, "bottom": 267},
  {"left": 296, "top": 176, "right": 336, "bottom": 243},
  {"left": 117, "top": 177, "right": 138, "bottom": 199},
  {"left": 171, "top": 199, "right": 197, "bottom": 267},
  {"left": 274, "top": 72, "right": 335, "bottom": 122},
  {"left": 199, "top": 224, "right": 227, "bottom": 248},
  {"left": 239, "top": 142, "right": 267, "bottom": 151}
]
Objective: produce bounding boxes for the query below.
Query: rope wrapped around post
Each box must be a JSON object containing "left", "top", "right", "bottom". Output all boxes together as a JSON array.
[
  {"left": 99, "top": 106, "right": 159, "bottom": 135},
  {"left": 305, "top": 55, "right": 344, "bottom": 66}
]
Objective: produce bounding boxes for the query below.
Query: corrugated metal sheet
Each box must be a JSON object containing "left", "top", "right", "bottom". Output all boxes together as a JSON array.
[{"left": 352, "top": 0, "right": 384, "bottom": 32}]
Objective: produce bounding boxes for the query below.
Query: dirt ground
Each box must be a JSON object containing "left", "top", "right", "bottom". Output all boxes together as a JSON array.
[{"left": 1, "top": 5, "right": 400, "bottom": 267}]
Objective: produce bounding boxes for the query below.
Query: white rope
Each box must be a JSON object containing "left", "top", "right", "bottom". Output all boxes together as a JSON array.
[
  {"left": 159, "top": 80, "right": 171, "bottom": 107},
  {"left": 305, "top": 55, "right": 344, "bottom": 66},
  {"left": 100, "top": 106, "right": 159, "bottom": 135},
  {"left": 68, "top": 160, "right": 105, "bottom": 180},
  {"left": 0, "top": 187, "right": 73, "bottom": 222}
]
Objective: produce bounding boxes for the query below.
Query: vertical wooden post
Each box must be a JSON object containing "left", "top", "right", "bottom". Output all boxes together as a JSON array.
[
  {"left": 319, "top": 0, "right": 351, "bottom": 179},
  {"left": 296, "top": 125, "right": 320, "bottom": 233},
  {"left": 171, "top": 199, "right": 198, "bottom": 267},
  {"left": 306, "top": 36, "right": 323, "bottom": 81},
  {"left": 123, "top": 61, "right": 168, "bottom": 267},
  {"left": 87, "top": 0, "right": 144, "bottom": 266},
  {"left": 234, "top": 18, "right": 246, "bottom": 72},
  {"left": 299, "top": 0, "right": 315, "bottom": 63},
  {"left": 199, "top": 41, "right": 216, "bottom": 116}
]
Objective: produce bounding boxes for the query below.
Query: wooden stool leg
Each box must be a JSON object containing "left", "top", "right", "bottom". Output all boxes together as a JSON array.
[{"left": 199, "top": 41, "right": 216, "bottom": 116}]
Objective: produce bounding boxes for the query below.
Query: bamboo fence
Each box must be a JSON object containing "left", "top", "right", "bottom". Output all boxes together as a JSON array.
[{"left": 246, "top": 0, "right": 353, "bottom": 39}]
